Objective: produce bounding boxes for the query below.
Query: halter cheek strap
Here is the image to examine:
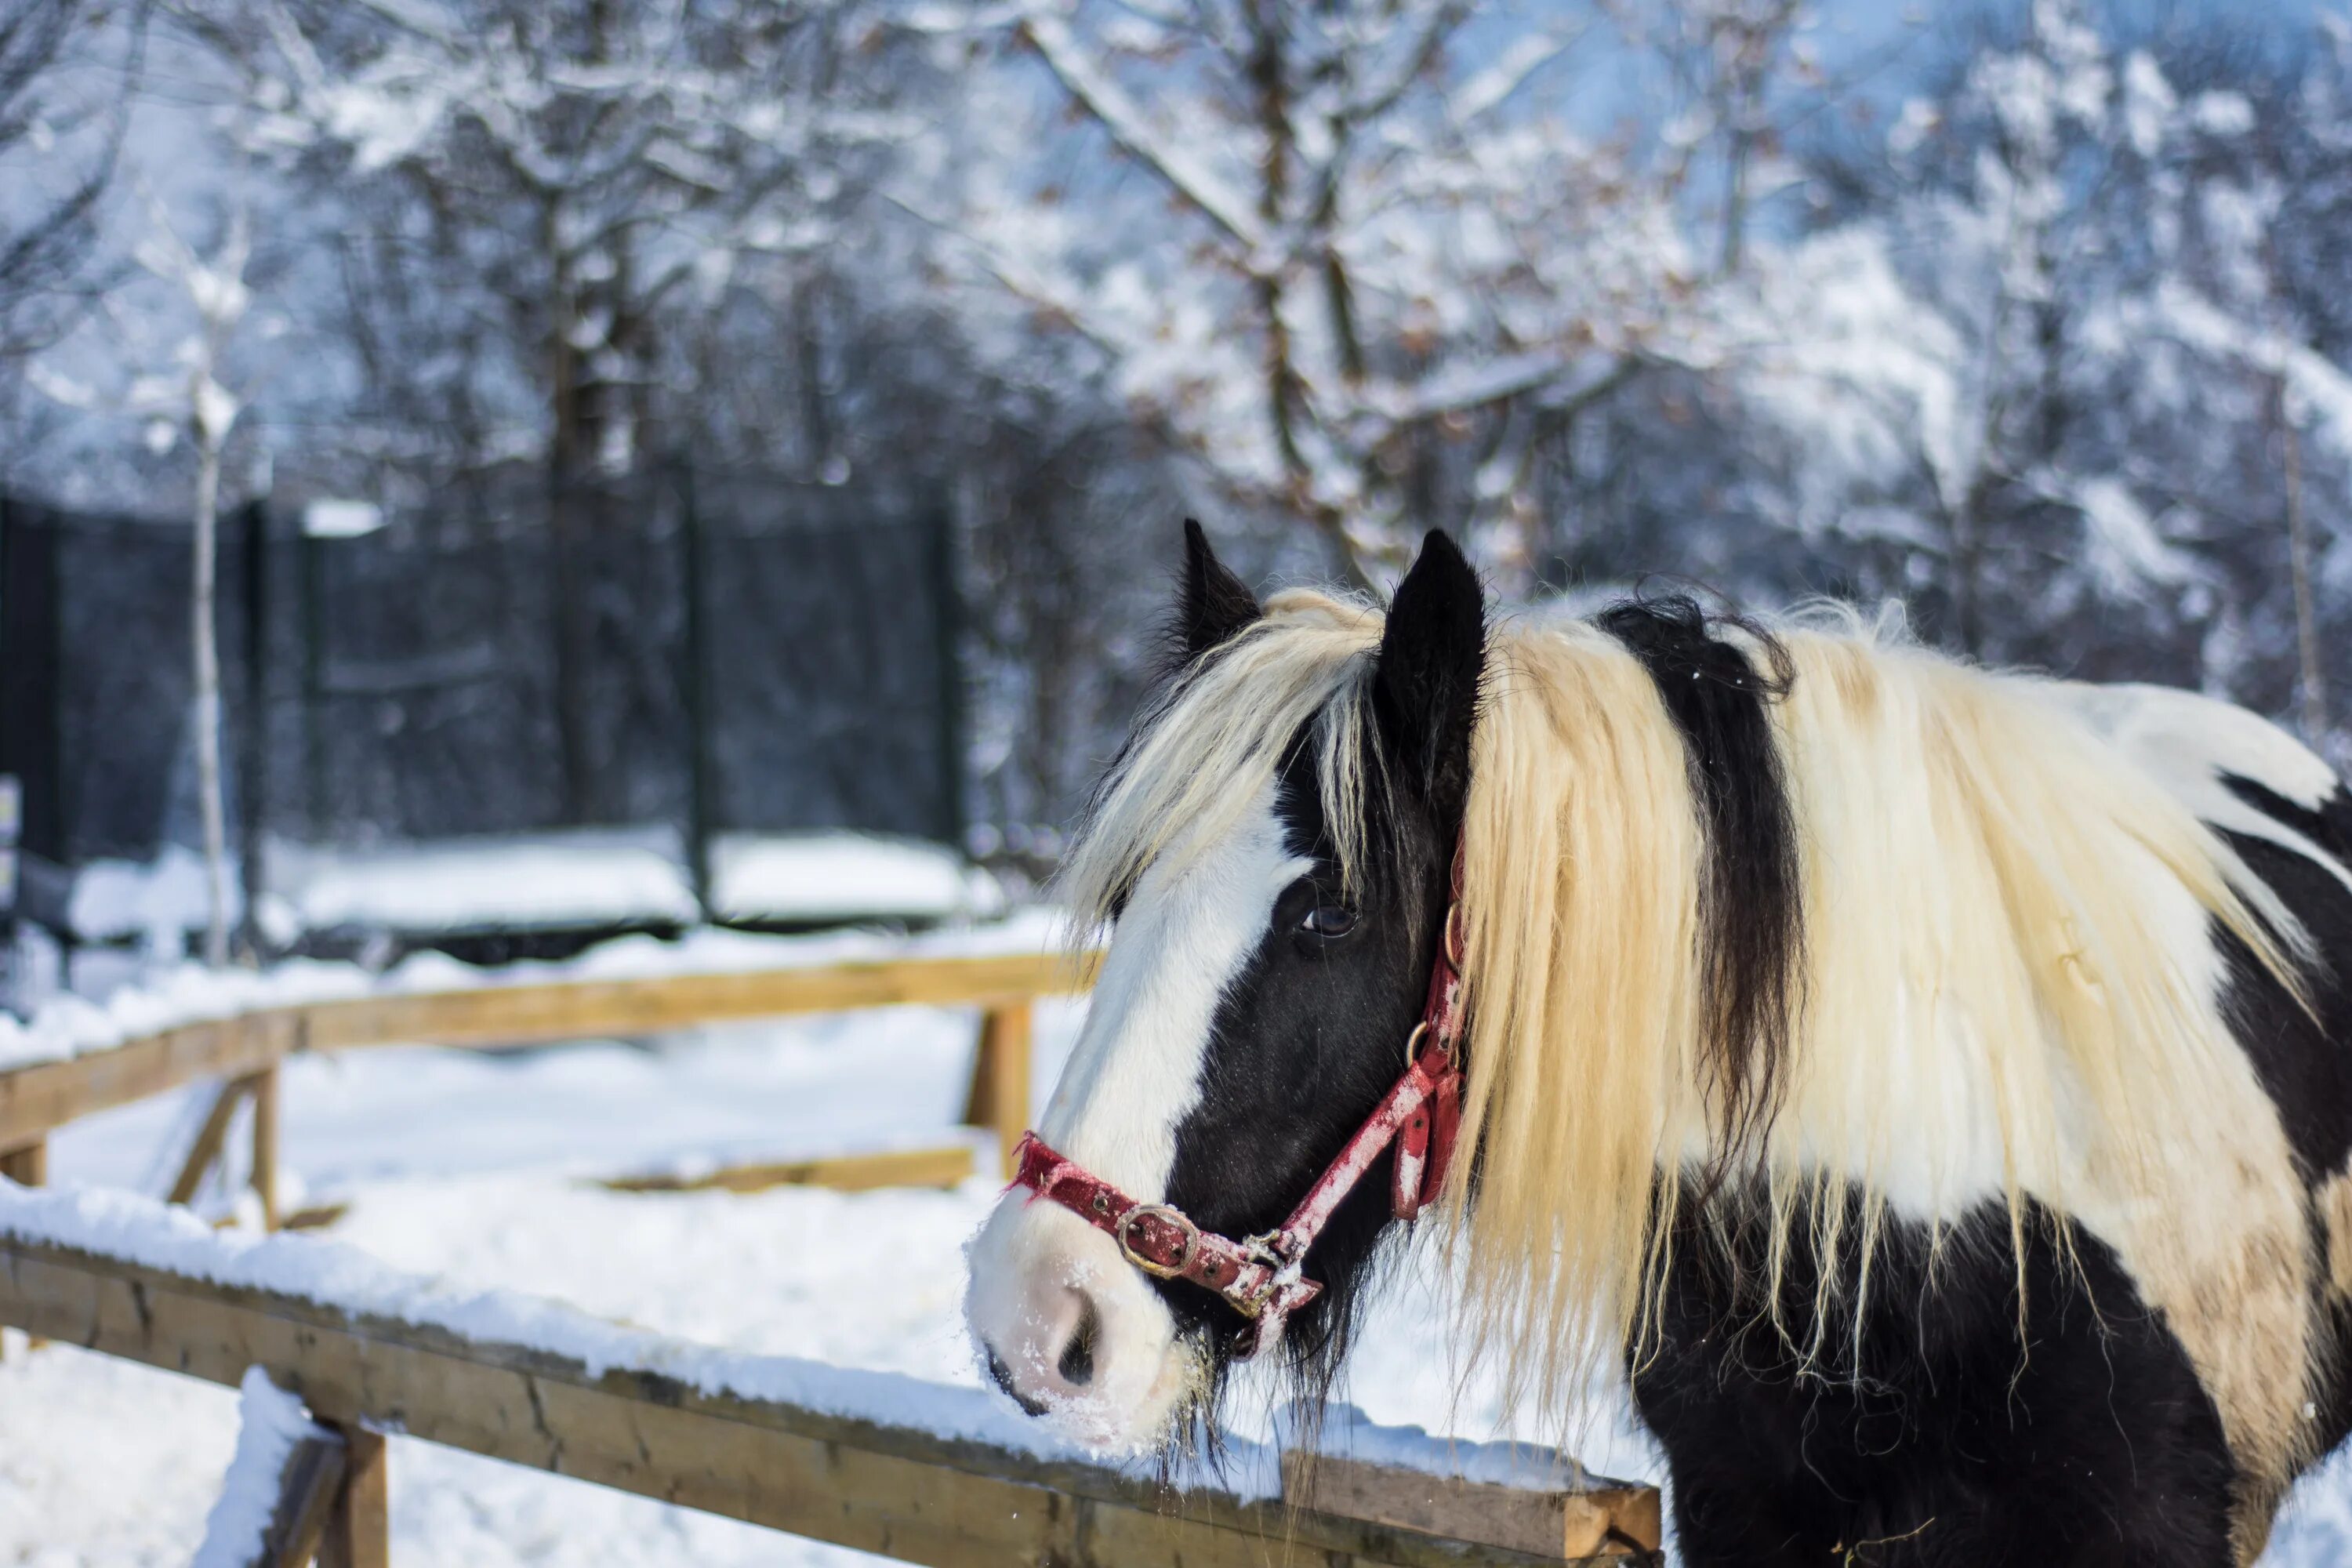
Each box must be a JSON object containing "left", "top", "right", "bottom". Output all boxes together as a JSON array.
[{"left": 1011, "top": 854, "right": 1469, "bottom": 1360}]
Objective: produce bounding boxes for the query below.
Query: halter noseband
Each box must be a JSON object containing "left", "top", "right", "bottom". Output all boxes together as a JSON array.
[{"left": 1011, "top": 860, "right": 1468, "bottom": 1359}]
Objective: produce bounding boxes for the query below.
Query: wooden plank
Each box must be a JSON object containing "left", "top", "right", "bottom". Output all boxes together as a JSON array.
[
  {"left": 192, "top": 1414, "right": 344, "bottom": 1568},
  {"left": 596, "top": 1145, "right": 974, "bottom": 1196},
  {"left": 251, "top": 1066, "right": 281, "bottom": 1231},
  {"left": 1284, "top": 1452, "right": 1661, "bottom": 1561},
  {"left": 961, "top": 1001, "right": 1033, "bottom": 1179},
  {"left": 270, "top": 1427, "right": 349, "bottom": 1568},
  {"left": 302, "top": 951, "right": 1097, "bottom": 1055},
  {"left": 169, "top": 1079, "right": 253, "bottom": 1207},
  {"left": 0, "top": 1137, "right": 45, "bottom": 1186},
  {"left": 0, "top": 1138, "right": 42, "bottom": 1359},
  {"left": 195, "top": 1414, "right": 347, "bottom": 1568},
  {"left": 0, "top": 1011, "right": 297, "bottom": 1155},
  {"left": 0, "top": 1233, "right": 1614, "bottom": 1568},
  {"left": 318, "top": 1424, "right": 388, "bottom": 1568},
  {"left": 0, "top": 952, "right": 1099, "bottom": 1152}
]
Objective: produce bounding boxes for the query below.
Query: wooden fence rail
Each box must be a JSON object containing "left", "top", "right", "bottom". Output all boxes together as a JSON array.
[
  {"left": 0, "top": 1226, "right": 1656, "bottom": 1566},
  {"left": 0, "top": 949, "right": 1099, "bottom": 1211}
]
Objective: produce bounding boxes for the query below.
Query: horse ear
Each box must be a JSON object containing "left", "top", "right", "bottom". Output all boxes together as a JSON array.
[
  {"left": 1373, "top": 530, "right": 1485, "bottom": 824},
  {"left": 1173, "top": 517, "right": 1261, "bottom": 662}
]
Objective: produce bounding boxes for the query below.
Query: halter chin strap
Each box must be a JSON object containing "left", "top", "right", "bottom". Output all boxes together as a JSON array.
[{"left": 1011, "top": 853, "right": 1468, "bottom": 1360}]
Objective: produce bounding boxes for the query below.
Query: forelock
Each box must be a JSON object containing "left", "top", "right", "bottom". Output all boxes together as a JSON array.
[{"left": 1057, "top": 591, "right": 1387, "bottom": 931}]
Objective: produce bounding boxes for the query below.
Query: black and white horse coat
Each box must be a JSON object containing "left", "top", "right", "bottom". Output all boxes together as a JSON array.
[{"left": 967, "top": 525, "right": 2352, "bottom": 1566}]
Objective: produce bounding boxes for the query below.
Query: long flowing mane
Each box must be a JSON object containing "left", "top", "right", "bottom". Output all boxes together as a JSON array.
[
  {"left": 1058, "top": 588, "right": 2321, "bottom": 1501},
  {"left": 1058, "top": 590, "right": 1388, "bottom": 926}
]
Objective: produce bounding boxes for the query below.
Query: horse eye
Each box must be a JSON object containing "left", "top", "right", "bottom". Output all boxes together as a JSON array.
[{"left": 1300, "top": 905, "right": 1358, "bottom": 938}]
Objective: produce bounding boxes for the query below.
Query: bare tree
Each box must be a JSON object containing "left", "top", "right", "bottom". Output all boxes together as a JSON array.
[
  {"left": 2278, "top": 376, "right": 2328, "bottom": 739},
  {"left": 931, "top": 1, "right": 1694, "bottom": 587},
  {"left": 31, "top": 191, "right": 257, "bottom": 965},
  {"left": 136, "top": 201, "right": 252, "bottom": 967},
  {"left": 0, "top": 0, "right": 147, "bottom": 360},
  {"left": 185, "top": 0, "right": 913, "bottom": 822}
]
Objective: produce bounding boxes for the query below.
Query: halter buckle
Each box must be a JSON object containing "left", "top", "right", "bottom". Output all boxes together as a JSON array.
[{"left": 1116, "top": 1203, "right": 1200, "bottom": 1278}]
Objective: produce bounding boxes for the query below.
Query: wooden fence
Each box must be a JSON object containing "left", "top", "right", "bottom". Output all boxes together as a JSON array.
[
  {"left": 0, "top": 949, "right": 1094, "bottom": 1221},
  {"left": 0, "top": 1223, "right": 1661, "bottom": 1566},
  {"left": 0, "top": 947, "right": 1668, "bottom": 1565}
]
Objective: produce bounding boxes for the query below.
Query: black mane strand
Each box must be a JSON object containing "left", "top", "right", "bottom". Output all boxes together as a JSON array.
[{"left": 1598, "top": 593, "right": 1805, "bottom": 1174}]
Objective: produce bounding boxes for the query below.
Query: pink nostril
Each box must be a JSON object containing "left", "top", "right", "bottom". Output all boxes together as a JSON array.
[{"left": 1056, "top": 1290, "right": 1103, "bottom": 1388}]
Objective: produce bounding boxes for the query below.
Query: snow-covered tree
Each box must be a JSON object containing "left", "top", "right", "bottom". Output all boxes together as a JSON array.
[
  {"left": 30, "top": 190, "right": 267, "bottom": 964},
  {"left": 142, "top": 202, "right": 253, "bottom": 967},
  {"left": 0, "top": 0, "right": 147, "bottom": 361},
  {"left": 929, "top": 0, "right": 1730, "bottom": 588},
  {"left": 186, "top": 0, "right": 915, "bottom": 481},
  {"left": 1633, "top": 2, "right": 2348, "bottom": 742}
]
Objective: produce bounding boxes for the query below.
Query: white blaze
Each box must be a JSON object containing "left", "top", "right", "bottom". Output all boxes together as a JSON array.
[{"left": 965, "top": 780, "right": 1308, "bottom": 1446}]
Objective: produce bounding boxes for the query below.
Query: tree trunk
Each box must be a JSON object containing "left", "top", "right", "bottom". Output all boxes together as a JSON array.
[
  {"left": 1948, "top": 470, "right": 1992, "bottom": 661},
  {"left": 2282, "top": 383, "right": 2328, "bottom": 739},
  {"left": 544, "top": 196, "right": 596, "bottom": 826},
  {"left": 191, "top": 430, "right": 230, "bottom": 967}
]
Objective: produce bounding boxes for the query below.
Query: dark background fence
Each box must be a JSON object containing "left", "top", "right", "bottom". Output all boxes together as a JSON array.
[{"left": 0, "top": 468, "right": 962, "bottom": 940}]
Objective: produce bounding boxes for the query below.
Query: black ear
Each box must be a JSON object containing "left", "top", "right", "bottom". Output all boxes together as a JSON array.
[
  {"left": 1172, "top": 518, "right": 1261, "bottom": 663},
  {"left": 1372, "top": 530, "right": 1485, "bottom": 826}
]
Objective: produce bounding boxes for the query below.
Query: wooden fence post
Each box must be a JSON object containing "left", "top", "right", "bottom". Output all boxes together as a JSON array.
[
  {"left": 962, "top": 1001, "right": 1033, "bottom": 1178},
  {"left": 250, "top": 1065, "right": 281, "bottom": 1231},
  {"left": 195, "top": 1412, "right": 348, "bottom": 1568},
  {"left": 165, "top": 1069, "right": 278, "bottom": 1228},
  {"left": 319, "top": 1423, "right": 389, "bottom": 1568},
  {"left": 169, "top": 1077, "right": 253, "bottom": 1207},
  {"left": 0, "top": 1136, "right": 43, "bottom": 1357},
  {"left": 0, "top": 1137, "right": 45, "bottom": 1187}
]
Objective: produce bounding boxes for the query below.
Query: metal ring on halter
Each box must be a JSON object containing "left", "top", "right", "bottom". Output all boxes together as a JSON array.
[
  {"left": 1116, "top": 1204, "right": 1200, "bottom": 1279},
  {"left": 1444, "top": 902, "right": 1468, "bottom": 968},
  {"left": 1403, "top": 1019, "right": 1431, "bottom": 1067}
]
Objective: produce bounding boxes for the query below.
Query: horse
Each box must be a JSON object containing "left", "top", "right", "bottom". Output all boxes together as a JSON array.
[{"left": 964, "top": 521, "right": 2352, "bottom": 1566}]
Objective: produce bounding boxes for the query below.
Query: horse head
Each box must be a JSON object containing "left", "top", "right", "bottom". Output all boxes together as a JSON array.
[{"left": 963, "top": 521, "right": 1483, "bottom": 1449}]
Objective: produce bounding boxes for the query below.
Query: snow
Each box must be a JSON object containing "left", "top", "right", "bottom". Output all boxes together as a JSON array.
[
  {"left": 707, "top": 832, "right": 1005, "bottom": 924},
  {"left": 191, "top": 1367, "right": 315, "bottom": 1568},
  {"left": 1278, "top": 1402, "right": 1627, "bottom": 1492},
  {"left": 0, "top": 1178, "right": 1124, "bottom": 1474},
  {"left": 13, "top": 942, "right": 2352, "bottom": 1561},
  {"left": 2121, "top": 50, "right": 2176, "bottom": 158},
  {"left": 60, "top": 831, "right": 1003, "bottom": 948},
  {"left": 5, "top": 1, "right": 2350, "bottom": 1555},
  {"left": 2056, "top": 473, "right": 2196, "bottom": 595},
  {"left": 1017, "top": 13, "right": 1269, "bottom": 256},
  {"left": 0, "top": 906, "right": 1073, "bottom": 1072},
  {"left": 2190, "top": 89, "right": 2257, "bottom": 137},
  {"left": 0, "top": 1171, "right": 1628, "bottom": 1509},
  {"left": 263, "top": 829, "right": 702, "bottom": 937},
  {"left": 301, "top": 498, "right": 387, "bottom": 538},
  {"left": 0, "top": 956, "right": 376, "bottom": 1071},
  {"left": 0, "top": 992, "right": 1663, "bottom": 1567},
  {"left": 67, "top": 844, "right": 243, "bottom": 945}
]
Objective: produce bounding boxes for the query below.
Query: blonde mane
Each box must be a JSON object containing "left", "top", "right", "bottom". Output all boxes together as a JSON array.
[
  {"left": 1058, "top": 590, "right": 1387, "bottom": 927},
  {"left": 1059, "top": 590, "right": 2321, "bottom": 1523}
]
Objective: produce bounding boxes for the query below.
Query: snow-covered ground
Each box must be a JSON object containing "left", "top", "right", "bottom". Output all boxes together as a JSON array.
[
  {"left": 56, "top": 829, "right": 1002, "bottom": 953},
  {"left": 8, "top": 968, "right": 2352, "bottom": 1563},
  {"left": 0, "top": 985, "right": 1659, "bottom": 1566}
]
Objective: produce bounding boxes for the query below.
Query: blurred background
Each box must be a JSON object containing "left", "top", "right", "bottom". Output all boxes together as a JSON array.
[
  {"left": 2, "top": 0, "right": 2347, "bottom": 1004},
  {"left": 10, "top": 4, "right": 2352, "bottom": 1561}
]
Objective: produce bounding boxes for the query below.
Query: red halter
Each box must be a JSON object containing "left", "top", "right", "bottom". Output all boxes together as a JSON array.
[{"left": 1011, "top": 860, "right": 1468, "bottom": 1359}]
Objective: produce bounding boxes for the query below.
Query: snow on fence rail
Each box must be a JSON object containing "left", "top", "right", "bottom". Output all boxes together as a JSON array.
[
  {"left": 0, "top": 1184, "right": 1661, "bottom": 1566},
  {"left": 0, "top": 917, "right": 1096, "bottom": 1208}
]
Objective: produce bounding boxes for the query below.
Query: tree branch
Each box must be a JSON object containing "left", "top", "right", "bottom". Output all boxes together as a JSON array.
[{"left": 1017, "top": 10, "right": 1268, "bottom": 258}]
